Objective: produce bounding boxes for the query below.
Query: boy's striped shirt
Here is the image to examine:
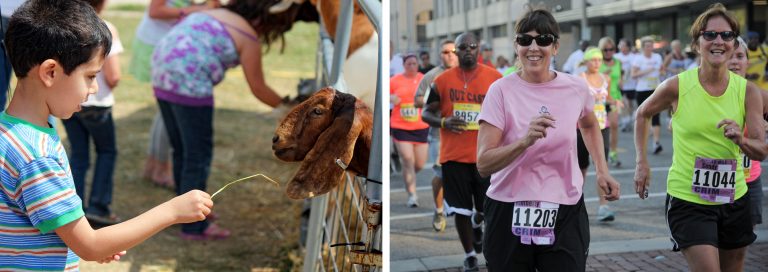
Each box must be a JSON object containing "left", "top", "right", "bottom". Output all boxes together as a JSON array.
[{"left": 0, "top": 112, "right": 83, "bottom": 271}]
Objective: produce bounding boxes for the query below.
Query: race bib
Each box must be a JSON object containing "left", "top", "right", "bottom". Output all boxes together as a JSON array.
[
  {"left": 645, "top": 76, "right": 658, "bottom": 90},
  {"left": 399, "top": 103, "right": 419, "bottom": 122},
  {"left": 452, "top": 103, "right": 481, "bottom": 130},
  {"left": 512, "top": 201, "right": 559, "bottom": 245},
  {"left": 691, "top": 157, "right": 737, "bottom": 203},
  {"left": 742, "top": 153, "right": 752, "bottom": 178},
  {"left": 594, "top": 103, "right": 607, "bottom": 130}
]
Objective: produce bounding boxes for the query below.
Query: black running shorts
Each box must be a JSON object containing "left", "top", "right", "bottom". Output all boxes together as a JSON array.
[
  {"left": 483, "top": 196, "right": 590, "bottom": 271},
  {"left": 665, "top": 194, "right": 756, "bottom": 251},
  {"left": 441, "top": 161, "right": 489, "bottom": 216}
]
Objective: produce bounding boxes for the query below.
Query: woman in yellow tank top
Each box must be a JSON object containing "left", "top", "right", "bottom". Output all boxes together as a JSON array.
[{"left": 632, "top": 4, "right": 768, "bottom": 271}]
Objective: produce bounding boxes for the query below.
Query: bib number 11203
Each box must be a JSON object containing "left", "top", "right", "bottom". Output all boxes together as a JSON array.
[{"left": 513, "top": 206, "right": 557, "bottom": 228}]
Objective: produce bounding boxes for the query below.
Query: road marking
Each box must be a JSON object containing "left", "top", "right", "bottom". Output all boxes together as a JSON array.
[{"left": 390, "top": 186, "right": 768, "bottom": 221}]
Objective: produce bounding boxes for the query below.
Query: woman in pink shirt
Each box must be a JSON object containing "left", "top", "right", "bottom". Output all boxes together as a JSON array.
[{"left": 476, "top": 8, "right": 621, "bottom": 271}]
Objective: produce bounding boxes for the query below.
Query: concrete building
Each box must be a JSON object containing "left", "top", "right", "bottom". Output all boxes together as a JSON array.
[{"left": 396, "top": 0, "right": 767, "bottom": 70}]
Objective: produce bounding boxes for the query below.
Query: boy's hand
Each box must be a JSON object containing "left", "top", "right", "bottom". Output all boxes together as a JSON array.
[
  {"left": 97, "top": 251, "right": 126, "bottom": 264},
  {"left": 169, "top": 190, "right": 213, "bottom": 224}
]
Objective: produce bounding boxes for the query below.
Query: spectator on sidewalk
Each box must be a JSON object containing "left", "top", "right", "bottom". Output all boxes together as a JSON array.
[
  {"left": 422, "top": 32, "right": 502, "bottom": 272},
  {"left": 476, "top": 9, "right": 620, "bottom": 271}
]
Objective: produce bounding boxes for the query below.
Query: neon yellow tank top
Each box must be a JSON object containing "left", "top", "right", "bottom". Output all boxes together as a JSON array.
[{"left": 668, "top": 68, "right": 747, "bottom": 205}]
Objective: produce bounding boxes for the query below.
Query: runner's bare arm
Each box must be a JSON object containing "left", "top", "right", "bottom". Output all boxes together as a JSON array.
[
  {"left": 579, "top": 113, "right": 620, "bottom": 201},
  {"left": 634, "top": 77, "right": 679, "bottom": 198},
  {"left": 721, "top": 82, "right": 768, "bottom": 161}
]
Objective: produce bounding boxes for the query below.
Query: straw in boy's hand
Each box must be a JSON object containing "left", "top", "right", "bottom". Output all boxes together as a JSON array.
[{"left": 210, "top": 174, "right": 280, "bottom": 199}]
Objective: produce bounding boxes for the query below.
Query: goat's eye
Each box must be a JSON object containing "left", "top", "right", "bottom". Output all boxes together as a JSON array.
[{"left": 312, "top": 108, "right": 323, "bottom": 115}]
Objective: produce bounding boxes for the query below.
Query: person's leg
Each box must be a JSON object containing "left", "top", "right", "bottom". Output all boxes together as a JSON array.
[
  {"left": 471, "top": 170, "right": 491, "bottom": 253},
  {"left": 156, "top": 101, "right": 184, "bottom": 194},
  {"left": 682, "top": 245, "right": 721, "bottom": 271},
  {"left": 413, "top": 143, "right": 428, "bottom": 174},
  {"left": 442, "top": 162, "right": 476, "bottom": 255},
  {"left": 62, "top": 114, "right": 90, "bottom": 203},
  {"left": 394, "top": 141, "right": 418, "bottom": 205},
  {"left": 608, "top": 109, "right": 620, "bottom": 166},
  {"left": 145, "top": 113, "right": 174, "bottom": 186},
  {"left": 170, "top": 103, "right": 223, "bottom": 236},
  {"left": 719, "top": 247, "right": 747, "bottom": 272},
  {"left": 82, "top": 107, "right": 117, "bottom": 218}
]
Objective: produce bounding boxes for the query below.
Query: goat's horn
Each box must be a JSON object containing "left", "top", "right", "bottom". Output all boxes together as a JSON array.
[{"left": 269, "top": 0, "right": 305, "bottom": 14}]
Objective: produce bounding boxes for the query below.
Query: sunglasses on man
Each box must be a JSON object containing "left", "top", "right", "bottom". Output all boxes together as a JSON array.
[
  {"left": 453, "top": 43, "right": 478, "bottom": 52},
  {"left": 516, "top": 34, "right": 558, "bottom": 47}
]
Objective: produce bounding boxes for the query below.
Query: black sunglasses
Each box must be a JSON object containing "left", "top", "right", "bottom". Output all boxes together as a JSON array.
[
  {"left": 516, "top": 34, "right": 558, "bottom": 47},
  {"left": 700, "top": 31, "right": 737, "bottom": 41},
  {"left": 454, "top": 43, "right": 478, "bottom": 52},
  {"left": 602, "top": 48, "right": 615, "bottom": 52}
]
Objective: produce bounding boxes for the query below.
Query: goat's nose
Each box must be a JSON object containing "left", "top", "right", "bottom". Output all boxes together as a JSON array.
[{"left": 272, "top": 135, "right": 279, "bottom": 144}]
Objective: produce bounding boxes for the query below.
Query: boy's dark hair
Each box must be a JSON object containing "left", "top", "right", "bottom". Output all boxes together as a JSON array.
[
  {"left": 226, "top": 0, "right": 302, "bottom": 53},
  {"left": 84, "top": 0, "right": 107, "bottom": 11},
  {"left": 6, "top": 0, "right": 111, "bottom": 78},
  {"left": 515, "top": 8, "right": 560, "bottom": 39}
]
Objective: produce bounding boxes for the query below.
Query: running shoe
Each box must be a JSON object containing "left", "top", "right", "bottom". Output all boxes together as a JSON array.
[
  {"left": 609, "top": 151, "right": 622, "bottom": 167},
  {"left": 597, "top": 205, "right": 615, "bottom": 222},
  {"left": 653, "top": 142, "right": 663, "bottom": 155},
  {"left": 407, "top": 195, "right": 419, "bottom": 208},
  {"left": 432, "top": 210, "right": 446, "bottom": 232},
  {"left": 463, "top": 256, "right": 479, "bottom": 272}
]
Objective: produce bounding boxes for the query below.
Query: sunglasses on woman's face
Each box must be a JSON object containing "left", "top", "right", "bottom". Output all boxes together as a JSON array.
[
  {"left": 700, "top": 31, "right": 737, "bottom": 41},
  {"left": 516, "top": 34, "right": 557, "bottom": 47},
  {"left": 454, "top": 43, "right": 478, "bottom": 52}
]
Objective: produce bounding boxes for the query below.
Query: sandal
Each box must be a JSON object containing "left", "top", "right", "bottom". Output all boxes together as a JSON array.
[
  {"left": 179, "top": 223, "right": 231, "bottom": 241},
  {"left": 85, "top": 213, "right": 122, "bottom": 226}
]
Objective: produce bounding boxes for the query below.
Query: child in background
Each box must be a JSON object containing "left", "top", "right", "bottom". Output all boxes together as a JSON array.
[
  {"left": 132, "top": 0, "right": 215, "bottom": 189},
  {"left": 0, "top": 1, "right": 213, "bottom": 269},
  {"left": 151, "top": 0, "right": 296, "bottom": 240},
  {"left": 61, "top": 0, "right": 123, "bottom": 226}
]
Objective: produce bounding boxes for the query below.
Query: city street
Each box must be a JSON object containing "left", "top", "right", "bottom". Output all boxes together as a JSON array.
[{"left": 389, "top": 119, "right": 768, "bottom": 271}]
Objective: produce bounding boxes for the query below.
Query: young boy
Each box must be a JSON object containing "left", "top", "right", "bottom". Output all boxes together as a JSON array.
[{"left": 0, "top": 0, "right": 213, "bottom": 270}]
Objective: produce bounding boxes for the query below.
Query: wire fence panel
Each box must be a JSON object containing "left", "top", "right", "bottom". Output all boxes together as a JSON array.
[{"left": 303, "top": 0, "right": 381, "bottom": 271}]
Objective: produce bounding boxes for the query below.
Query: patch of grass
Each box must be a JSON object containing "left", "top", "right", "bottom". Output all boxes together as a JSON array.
[
  {"left": 108, "top": 3, "right": 147, "bottom": 12},
  {"left": 74, "top": 11, "right": 320, "bottom": 272}
]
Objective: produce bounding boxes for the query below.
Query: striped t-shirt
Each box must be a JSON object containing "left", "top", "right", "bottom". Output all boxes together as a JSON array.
[{"left": 0, "top": 112, "right": 83, "bottom": 271}]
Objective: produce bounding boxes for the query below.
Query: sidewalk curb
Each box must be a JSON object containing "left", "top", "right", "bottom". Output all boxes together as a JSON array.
[{"left": 390, "top": 230, "right": 768, "bottom": 272}]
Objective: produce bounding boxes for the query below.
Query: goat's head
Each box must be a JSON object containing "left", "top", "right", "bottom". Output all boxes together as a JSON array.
[{"left": 272, "top": 87, "right": 369, "bottom": 199}]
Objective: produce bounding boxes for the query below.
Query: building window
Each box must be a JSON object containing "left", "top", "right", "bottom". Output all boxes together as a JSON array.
[{"left": 490, "top": 24, "right": 507, "bottom": 39}]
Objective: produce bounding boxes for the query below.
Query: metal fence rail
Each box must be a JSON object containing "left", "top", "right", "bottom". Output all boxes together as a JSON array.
[{"left": 303, "top": 0, "right": 382, "bottom": 271}]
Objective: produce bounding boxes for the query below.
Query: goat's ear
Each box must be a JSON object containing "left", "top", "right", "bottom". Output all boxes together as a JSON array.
[{"left": 286, "top": 91, "right": 360, "bottom": 199}]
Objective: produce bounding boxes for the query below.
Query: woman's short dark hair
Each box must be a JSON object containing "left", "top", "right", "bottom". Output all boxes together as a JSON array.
[
  {"left": 402, "top": 54, "right": 418, "bottom": 65},
  {"left": 226, "top": 0, "right": 303, "bottom": 53},
  {"left": 515, "top": 8, "right": 560, "bottom": 38},
  {"left": 6, "top": 0, "right": 111, "bottom": 78}
]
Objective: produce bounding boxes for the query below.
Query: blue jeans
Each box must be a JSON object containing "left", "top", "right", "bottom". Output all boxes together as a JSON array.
[
  {"left": 62, "top": 106, "right": 117, "bottom": 216},
  {"left": 156, "top": 99, "right": 213, "bottom": 234}
]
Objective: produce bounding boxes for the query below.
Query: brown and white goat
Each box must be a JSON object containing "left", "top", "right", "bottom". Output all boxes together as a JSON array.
[
  {"left": 270, "top": 0, "right": 379, "bottom": 108},
  {"left": 272, "top": 87, "right": 372, "bottom": 199}
]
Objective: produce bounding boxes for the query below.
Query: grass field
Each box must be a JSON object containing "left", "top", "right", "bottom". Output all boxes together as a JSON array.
[{"left": 68, "top": 7, "right": 320, "bottom": 271}]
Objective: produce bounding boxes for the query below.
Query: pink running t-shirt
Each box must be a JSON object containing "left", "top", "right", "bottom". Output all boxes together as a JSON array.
[{"left": 478, "top": 72, "right": 594, "bottom": 205}]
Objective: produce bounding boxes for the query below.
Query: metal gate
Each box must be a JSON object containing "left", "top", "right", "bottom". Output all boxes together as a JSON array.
[{"left": 302, "top": 0, "right": 382, "bottom": 271}]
